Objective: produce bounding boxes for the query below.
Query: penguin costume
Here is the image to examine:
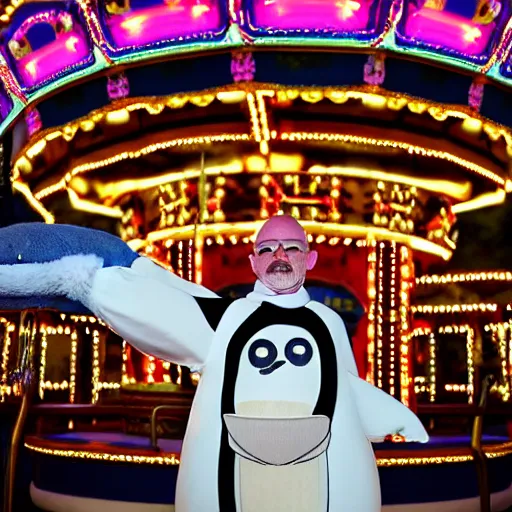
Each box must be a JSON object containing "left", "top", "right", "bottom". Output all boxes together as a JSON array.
[{"left": 0, "top": 217, "right": 428, "bottom": 512}]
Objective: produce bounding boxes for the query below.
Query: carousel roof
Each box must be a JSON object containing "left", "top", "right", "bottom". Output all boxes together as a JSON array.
[
  {"left": 1, "top": 0, "right": 512, "bottom": 127},
  {"left": 0, "top": 0, "right": 512, "bottom": 250}
]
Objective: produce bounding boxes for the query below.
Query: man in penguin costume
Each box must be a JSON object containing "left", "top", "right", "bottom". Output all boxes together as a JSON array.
[{"left": 0, "top": 215, "right": 428, "bottom": 512}]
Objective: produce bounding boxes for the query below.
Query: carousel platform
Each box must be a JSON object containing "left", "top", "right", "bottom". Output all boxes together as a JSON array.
[{"left": 24, "top": 431, "right": 512, "bottom": 512}]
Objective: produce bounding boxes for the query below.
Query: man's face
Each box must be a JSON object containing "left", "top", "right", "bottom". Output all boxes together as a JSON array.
[{"left": 249, "top": 238, "right": 317, "bottom": 294}]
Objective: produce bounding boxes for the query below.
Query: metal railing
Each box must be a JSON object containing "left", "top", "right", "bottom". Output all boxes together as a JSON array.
[
  {"left": 150, "top": 405, "right": 184, "bottom": 451},
  {"left": 471, "top": 374, "right": 496, "bottom": 512}
]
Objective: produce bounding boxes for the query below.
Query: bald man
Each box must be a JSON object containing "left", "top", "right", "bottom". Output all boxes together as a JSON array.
[
  {"left": 249, "top": 214, "right": 318, "bottom": 295},
  {"left": 0, "top": 215, "right": 427, "bottom": 511}
]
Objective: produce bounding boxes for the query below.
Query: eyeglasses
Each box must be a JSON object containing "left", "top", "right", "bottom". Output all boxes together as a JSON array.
[{"left": 254, "top": 240, "right": 308, "bottom": 256}]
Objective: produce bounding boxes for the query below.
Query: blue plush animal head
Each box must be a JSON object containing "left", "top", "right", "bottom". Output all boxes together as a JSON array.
[
  {"left": 0, "top": 223, "right": 139, "bottom": 313},
  {"left": 0, "top": 223, "right": 138, "bottom": 266}
]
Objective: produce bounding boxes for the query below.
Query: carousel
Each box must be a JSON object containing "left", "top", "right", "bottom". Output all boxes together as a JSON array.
[{"left": 1, "top": 0, "right": 512, "bottom": 511}]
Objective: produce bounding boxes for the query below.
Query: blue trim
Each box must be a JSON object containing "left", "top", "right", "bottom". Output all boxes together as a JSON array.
[
  {"left": 43, "top": 432, "right": 183, "bottom": 452},
  {"left": 32, "top": 453, "right": 178, "bottom": 504},
  {"left": 124, "top": 53, "right": 233, "bottom": 98},
  {"left": 14, "top": 49, "right": 512, "bottom": 135},
  {"left": 31, "top": 448, "right": 512, "bottom": 505},
  {"left": 480, "top": 84, "right": 512, "bottom": 128},
  {"left": 253, "top": 52, "right": 368, "bottom": 87},
  {"left": 383, "top": 58, "right": 474, "bottom": 106},
  {"left": 379, "top": 455, "right": 512, "bottom": 504},
  {"left": 40, "top": 436, "right": 91, "bottom": 445},
  {"left": 375, "top": 434, "right": 510, "bottom": 451},
  {"left": 38, "top": 77, "right": 110, "bottom": 129},
  {"left": 36, "top": 53, "right": 233, "bottom": 129}
]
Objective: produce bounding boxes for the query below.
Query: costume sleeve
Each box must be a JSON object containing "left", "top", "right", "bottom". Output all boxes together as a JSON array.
[
  {"left": 0, "top": 253, "right": 230, "bottom": 366},
  {"left": 129, "top": 257, "right": 220, "bottom": 299},
  {"left": 87, "top": 258, "right": 232, "bottom": 367}
]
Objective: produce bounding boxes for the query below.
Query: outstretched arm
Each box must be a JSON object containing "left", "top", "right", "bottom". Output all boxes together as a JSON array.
[
  {"left": 0, "top": 253, "right": 230, "bottom": 367},
  {"left": 128, "top": 256, "right": 219, "bottom": 299},
  {"left": 87, "top": 259, "right": 225, "bottom": 366}
]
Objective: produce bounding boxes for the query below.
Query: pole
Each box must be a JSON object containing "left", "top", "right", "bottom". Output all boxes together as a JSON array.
[
  {"left": 3, "top": 311, "right": 40, "bottom": 512},
  {"left": 471, "top": 374, "right": 494, "bottom": 512},
  {"left": 193, "top": 152, "right": 207, "bottom": 285}
]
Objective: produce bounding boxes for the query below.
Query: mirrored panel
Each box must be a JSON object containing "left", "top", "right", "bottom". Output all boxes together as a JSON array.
[
  {"left": 3, "top": 2, "right": 93, "bottom": 89},
  {"left": 397, "top": 0, "right": 509, "bottom": 61},
  {"left": 101, "top": 0, "right": 228, "bottom": 53},
  {"left": 244, "top": 0, "right": 389, "bottom": 40}
]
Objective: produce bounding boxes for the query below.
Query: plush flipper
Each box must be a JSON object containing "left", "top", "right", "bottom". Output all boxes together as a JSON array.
[
  {"left": 348, "top": 373, "right": 429, "bottom": 443},
  {"left": 0, "top": 255, "right": 102, "bottom": 300},
  {"left": 0, "top": 222, "right": 137, "bottom": 312}
]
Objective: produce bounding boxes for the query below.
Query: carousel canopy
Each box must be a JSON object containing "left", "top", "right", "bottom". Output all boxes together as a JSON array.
[
  {"left": 1, "top": 0, "right": 512, "bottom": 128},
  {"left": 0, "top": 0, "right": 511, "bottom": 268}
]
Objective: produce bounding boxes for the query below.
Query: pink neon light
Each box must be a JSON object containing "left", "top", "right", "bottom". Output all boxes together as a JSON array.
[
  {"left": 17, "top": 30, "right": 90, "bottom": 87},
  {"left": 107, "top": 1, "right": 221, "bottom": 49},
  {"left": 404, "top": 8, "right": 495, "bottom": 55},
  {"left": 252, "top": 0, "right": 371, "bottom": 31}
]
